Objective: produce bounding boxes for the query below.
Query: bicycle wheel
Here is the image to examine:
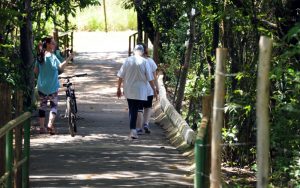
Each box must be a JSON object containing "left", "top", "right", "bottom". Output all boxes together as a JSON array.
[{"left": 67, "top": 97, "right": 76, "bottom": 137}]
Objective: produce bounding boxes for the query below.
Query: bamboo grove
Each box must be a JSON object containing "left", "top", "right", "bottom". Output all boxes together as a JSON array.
[{"left": 1, "top": 0, "right": 299, "bottom": 187}]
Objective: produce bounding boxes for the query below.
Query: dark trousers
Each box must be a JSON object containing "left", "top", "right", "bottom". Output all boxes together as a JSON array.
[{"left": 127, "top": 99, "right": 144, "bottom": 129}]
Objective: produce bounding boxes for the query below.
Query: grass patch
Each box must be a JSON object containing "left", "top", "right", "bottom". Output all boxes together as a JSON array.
[{"left": 75, "top": 0, "right": 137, "bottom": 31}]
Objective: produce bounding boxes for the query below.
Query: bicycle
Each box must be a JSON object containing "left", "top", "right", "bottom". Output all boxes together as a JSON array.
[{"left": 59, "top": 73, "right": 87, "bottom": 137}]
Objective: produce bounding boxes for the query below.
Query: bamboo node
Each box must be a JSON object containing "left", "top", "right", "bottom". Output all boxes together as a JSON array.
[{"left": 213, "top": 106, "right": 224, "bottom": 111}]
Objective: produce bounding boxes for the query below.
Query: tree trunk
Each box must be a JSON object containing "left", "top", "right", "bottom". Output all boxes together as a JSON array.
[
  {"left": 0, "top": 83, "right": 12, "bottom": 178},
  {"left": 153, "top": 31, "right": 160, "bottom": 64},
  {"left": 140, "top": 8, "right": 154, "bottom": 43},
  {"left": 20, "top": 0, "right": 34, "bottom": 109},
  {"left": 64, "top": 4, "right": 69, "bottom": 50},
  {"left": 137, "top": 11, "right": 143, "bottom": 43},
  {"left": 134, "top": 1, "right": 143, "bottom": 43},
  {"left": 175, "top": 10, "right": 196, "bottom": 112},
  {"left": 208, "top": 1, "right": 219, "bottom": 91},
  {"left": 103, "top": 0, "right": 108, "bottom": 32},
  {"left": 222, "top": 6, "right": 238, "bottom": 91}
]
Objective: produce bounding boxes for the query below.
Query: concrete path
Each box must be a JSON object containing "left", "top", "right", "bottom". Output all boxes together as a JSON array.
[{"left": 29, "top": 32, "right": 193, "bottom": 188}]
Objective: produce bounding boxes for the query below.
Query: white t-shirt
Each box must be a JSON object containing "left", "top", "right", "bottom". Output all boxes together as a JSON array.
[
  {"left": 117, "top": 55, "right": 154, "bottom": 101},
  {"left": 146, "top": 58, "right": 157, "bottom": 96}
]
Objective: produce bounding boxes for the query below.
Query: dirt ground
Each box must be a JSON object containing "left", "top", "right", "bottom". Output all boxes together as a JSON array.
[{"left": 29, "top": 31, "right": 193, "bottom": 187}]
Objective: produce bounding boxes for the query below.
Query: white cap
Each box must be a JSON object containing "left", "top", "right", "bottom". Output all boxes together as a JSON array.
[{"left": 134, "top": 44, "right": 144, "bottom": 53}]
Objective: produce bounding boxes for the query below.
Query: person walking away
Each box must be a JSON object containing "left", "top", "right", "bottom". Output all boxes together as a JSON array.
[
  {"left": 34, "top": 36, "right": 74, "bottom": 135},
  {"left": 116, "top": 44, "right": 157, "bottom": 139},
  {"left": 136, "top": 43, "right": 159, "bottom": 134}
]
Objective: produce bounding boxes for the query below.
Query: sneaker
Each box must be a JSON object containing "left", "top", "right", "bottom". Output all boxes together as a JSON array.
[
  {"left": 143, "top": 124, "right": 151, "bottom": 134},
  {"left": 130, "top": 129, "right": 138, "bottom": 139},
  {"left": 136, "top": 128, "right": 144, "bottom": 135}
]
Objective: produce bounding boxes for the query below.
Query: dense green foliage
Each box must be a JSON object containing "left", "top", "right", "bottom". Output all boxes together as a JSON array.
[
  {"left": 123, "top": 0, "right": 300, "bottom": 187},
  {"left": 0, "top": 0, "right": 100, "bottom": 106},
  {"left": 0, "top": 2, "right": 22, "bottom": 87}
]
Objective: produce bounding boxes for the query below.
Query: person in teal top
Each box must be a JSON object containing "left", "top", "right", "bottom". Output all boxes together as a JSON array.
[
  {"left": 35, "top": 52, "right": 61, "bottom": 95},
  {"left": 34, "top": 36, "right": 74, "bottom": 135}
]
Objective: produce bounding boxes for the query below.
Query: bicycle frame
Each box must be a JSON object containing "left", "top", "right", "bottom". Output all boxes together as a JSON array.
[
  {"left": 64, "top": 80, "right": 77, "bottom": 113},
  {"left": 59, "top": 73, "right": 87, "bottom": 136}
]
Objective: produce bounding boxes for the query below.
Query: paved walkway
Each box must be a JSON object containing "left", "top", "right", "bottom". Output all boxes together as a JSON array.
[{"left": 29, "top": 32, "right": 193, "bottom": 187}]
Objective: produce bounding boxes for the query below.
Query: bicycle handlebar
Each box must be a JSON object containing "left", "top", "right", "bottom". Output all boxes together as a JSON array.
[{"left": 59, "top": 73, "right": 87, "bottom": 79}]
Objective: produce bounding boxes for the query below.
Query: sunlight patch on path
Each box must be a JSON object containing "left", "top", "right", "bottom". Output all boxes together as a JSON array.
[
  {"left": 30, "top": 133, "right": 128, "bottom": 147},
  {"left": 75, "top": 52, "right": 126, "bottom": 64},
  {"left": 30, "top": 172, "right": 137, "bottom": 180},
  {"left": 73, "top": 31, "right": 136, "bottom": 53}
]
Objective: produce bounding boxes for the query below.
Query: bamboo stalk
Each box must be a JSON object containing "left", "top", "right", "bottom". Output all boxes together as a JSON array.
[
  {"left": 195, "top": 95, "right": 212, "bottom": 188},
  {"left": 256, "top": 36, "right": 273, "bottom": 188},
  {"left": 210, "top": 48, "right": 227, "bottom": 188}
]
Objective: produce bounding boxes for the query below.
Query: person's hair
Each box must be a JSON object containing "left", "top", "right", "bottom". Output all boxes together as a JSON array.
[
  {"left": 133, "top": 44, "right": 144, "bottom": 56},
  {"left": 139, "top": 43, "right": 149, "bottom": 57},
  {"left": 37, "top": 36, "right": 52, "bottom": 64}
]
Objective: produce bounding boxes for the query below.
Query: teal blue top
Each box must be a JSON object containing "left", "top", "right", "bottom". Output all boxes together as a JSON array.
[{"left": 35, "top": 53, "right": 61, "bottom": 95}]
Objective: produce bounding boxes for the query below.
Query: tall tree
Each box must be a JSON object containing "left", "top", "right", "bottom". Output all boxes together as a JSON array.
[
  {"left": 20, "top": 0, "right": 34, "bottom": 109},
  {"left": 175, "top": 9, "right": 197, "bottom": 112},
  {"left": 134, "top": 0, "right": 143, "bottom": 43}
]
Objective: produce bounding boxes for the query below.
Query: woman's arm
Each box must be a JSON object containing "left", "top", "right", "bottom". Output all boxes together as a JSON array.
[
  {"left": 34, "top": 66, "right": 39, "bottom": 75},
  {"left": 59, "top": 53, "right": 74, "bottom": 71},
  {"left": 117, "top": 77, "right": 123, "bottom": 98},
  {"left": 149, "top": 80, "right": 158, "bottom": 100},
  {"left": 34, "top": 60, "right": 39, "bottom": 75},
  {"left": 153, "top": 71, "right": 159, "bottom": 94}
]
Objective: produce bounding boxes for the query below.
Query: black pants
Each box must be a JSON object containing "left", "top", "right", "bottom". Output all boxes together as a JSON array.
[
  {"left": 127, "top": 99, "right": 144, "bottom": 130},
  {"left": 143, "top": 95, "right": 154, "bottom": 108}
]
